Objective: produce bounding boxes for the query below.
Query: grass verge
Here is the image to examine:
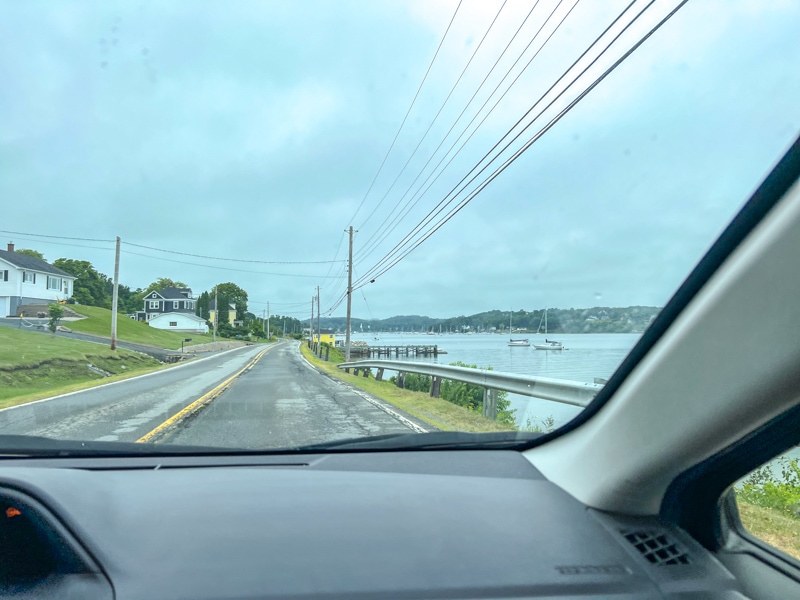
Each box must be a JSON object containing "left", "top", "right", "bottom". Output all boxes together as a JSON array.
[
  {"left": 64, "top": 305, "right": 216, "bottom": 348},
  {"left": 299, "top": 342, "right": 513, "bottom": 433},
  {"left": 737, "top": 498, "right": 800, "bottom": 560},
  {"left": 0, "top": 327, "right": 166, "bottom": 409}
]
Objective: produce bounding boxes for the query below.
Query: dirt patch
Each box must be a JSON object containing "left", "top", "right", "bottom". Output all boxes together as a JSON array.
[{"left": 182, "top": 340, "right": 255, "bottom": 353}]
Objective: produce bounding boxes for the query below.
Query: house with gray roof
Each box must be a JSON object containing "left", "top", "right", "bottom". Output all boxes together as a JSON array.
[{"left": 0, "top": 243, "right": 76, "bottom": 317}]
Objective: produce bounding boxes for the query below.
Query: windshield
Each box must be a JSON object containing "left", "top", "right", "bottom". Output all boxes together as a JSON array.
[{"left": 1, "top": 0, "right": 798, "bottom": 453}]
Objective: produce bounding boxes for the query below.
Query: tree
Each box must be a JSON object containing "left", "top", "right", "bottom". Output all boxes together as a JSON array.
[
  {"left": 16, "top": 248, "right": 46, "bottom": 261},
  {"left": 48, "top": 304, "right": 64, "bottom": 335},
  {"left": 143, "top": 277, "right": 188, "bottom": 296},
  {"left": 53, "top": 258, "right": 111, "bottom": 308},
  {"left": 196, "top": 291, "right": 210, "bottom": 320},
  {"left": 211, "top": 282, "right": 248, "bottom": 323}
]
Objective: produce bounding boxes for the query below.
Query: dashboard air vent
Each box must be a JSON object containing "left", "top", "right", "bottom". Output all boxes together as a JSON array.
[{"left": 622, "top": 530, "right": 690, "bottom": 566}]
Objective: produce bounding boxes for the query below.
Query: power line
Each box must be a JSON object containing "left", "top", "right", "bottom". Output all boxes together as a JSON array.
[
  {"left": 353, "top": 0, "right": 689, "bottom": 289},
  {"left": 122, "top": 241, "right": 344, "bottom": 264},
  {"left": 346, "top": 0, "right": 464, "bottom": 226},
  {"left": 355, "top": 0, "right": 568, "bottom": 264},
  {"left": 357, "top": 0, "right": 510, "bottom": 233},
  {"left": 121, "top": 249, "right": 345, "bottom": 278},
  {"left": 0, "top": 229, "right": 115, "bottom": 243},
  {"left": 352, "top": 0, "right": 642, "bottom": 286}
]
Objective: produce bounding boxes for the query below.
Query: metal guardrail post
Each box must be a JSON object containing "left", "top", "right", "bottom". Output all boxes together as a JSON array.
[
  {"left": 376, "top": 368, "right": 384, "bottom": 381},
  {"left": 397, "top": 372, "right": 405, "bottom": 389},
  {"left": 363, "top": 368, "right": 370, "bottom": 378},
  {"left": 482, "top": 388, "right": 498, "bottom": 420},
  {"left": 430, "top": 376, "right": 441, "bottom": 398}
]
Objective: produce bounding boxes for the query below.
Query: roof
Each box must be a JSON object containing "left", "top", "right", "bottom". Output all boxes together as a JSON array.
[
  {"left": 149, "top": 312, "right": 206, "bottom": 323},
  {"left": 209, "top": 298, "right": 235, "bottom": 310},
  {"left": 159, "top": 286, "right": 193, "bottom": 299},
  {"left": 0, "top": 250, "right": 75, "bottom": 278}
]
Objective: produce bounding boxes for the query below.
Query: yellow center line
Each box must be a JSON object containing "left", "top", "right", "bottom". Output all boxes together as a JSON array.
[{"left": 136, "top": 345, "right": 274, "bottom": 444}]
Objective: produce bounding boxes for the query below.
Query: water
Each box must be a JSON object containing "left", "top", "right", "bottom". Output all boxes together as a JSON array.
[{"left": 348, "top": 332, "right": 642, "bottom": 428}]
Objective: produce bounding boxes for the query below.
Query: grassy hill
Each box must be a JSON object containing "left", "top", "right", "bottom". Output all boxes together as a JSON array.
[
  {"left": 65, "top": 305, "right": 215, "bottom": 349},
  {"left": 0, "top": 327, "right": 163, "bottom": 407}
]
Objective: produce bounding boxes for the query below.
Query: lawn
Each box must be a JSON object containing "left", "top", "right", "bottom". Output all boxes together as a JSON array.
[
  {"left": 737, "top": 499, "right": 800, "bottom": 560},
  {"left": 0, "top": 327, "right": 164, "bottom": 408},
  {"left": 65, "top": 305, "right": 216, "bottom": 349},
  {"left": 299, "top": 342, "right": 512, "bottom": 433}
]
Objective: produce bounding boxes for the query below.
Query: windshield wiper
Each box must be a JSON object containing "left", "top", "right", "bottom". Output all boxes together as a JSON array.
[
  {"left": 0, "top": 435, "right": 232, "bottom": 458},
  {"left": 294, "top": 430, "right": 543, "bottom": 452}
]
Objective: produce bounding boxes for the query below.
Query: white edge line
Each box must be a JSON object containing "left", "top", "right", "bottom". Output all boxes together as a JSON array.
[
  {"left": 0, "top": 344, "right": 266, "bottom": 415},
  {"left": 294, "top": 343, "right": 428, "bottom": 434}
]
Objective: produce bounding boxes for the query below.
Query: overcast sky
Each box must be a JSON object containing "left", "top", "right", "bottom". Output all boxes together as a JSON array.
[{"left": 2, "top": 0, "right": 799, "bottom": 319}]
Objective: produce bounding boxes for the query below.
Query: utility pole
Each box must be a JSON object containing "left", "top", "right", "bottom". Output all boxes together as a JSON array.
[
  {"left": 316, "top": 286, "right": 321, "bottom": 354},
  {"left": 283, "top": 319, "right": 286, "bottom": 337},
  {"left": 266, "top": 301, "right": 270, "bottom": 342},
  {"left": 344, "top": 226, "right": 355, "bottom": 361},
  {"left": 213, "top": 288, "right": 218, "bottom": 342},
  {"left": 110, "top": 236, "right": 121, "bottom": 350},
  {"left": 310, "top": 296, "right": 314, "bottom": 344}
]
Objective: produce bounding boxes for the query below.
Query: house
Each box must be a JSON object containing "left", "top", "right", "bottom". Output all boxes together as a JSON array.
[
  {"left": 208, "top": 297, "right": 236, "bottom": 326},
  {"left": 134, "top": 286, "right": 207, "bottom": 333},
  {"left": 0, "top": 243, "right": 76, "bottom": 317},
  {"left": 135, "top": 286, "right": 196, "bottom": 322},
  {"left": 148, "top": 312, "right": 208, "bottom": 334},
  {"left": 313, "top": 329, "right": 336, "bottom": 346}
]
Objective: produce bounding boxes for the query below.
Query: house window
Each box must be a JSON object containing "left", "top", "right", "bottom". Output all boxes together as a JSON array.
[
  {"left": 0, "top": 270, "right": 8, "bottom": 282},
  {"left": 169, "top": 321, "right": 178, "bottom": 327},
  {"left": 47, "top": 276, "right": 61, "bottom": 290},
  {"left": 23, "top": 271, "right": 35, "bottom": 283},
  {"left": 63, "top": 281, "right": 69, "bottom": 294},
  {"left": 149, "top": 300, "right": 159, "bottom": 309}
]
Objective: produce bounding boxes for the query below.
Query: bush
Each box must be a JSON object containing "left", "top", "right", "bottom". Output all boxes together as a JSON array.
[{"left": 737, "top": 458, "right": 800, "bottom": 519}]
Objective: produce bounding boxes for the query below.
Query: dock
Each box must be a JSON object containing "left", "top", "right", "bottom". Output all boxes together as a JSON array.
[{"left": 348, "top": 345, "right": 440, "bottom": 358}]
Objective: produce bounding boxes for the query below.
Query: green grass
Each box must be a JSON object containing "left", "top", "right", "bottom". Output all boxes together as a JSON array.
[
  {"left": 738, "top": 498, "right": 800, "bottom": 560},
  {"left": 65, "top": 305, "right": 216, "bottom": 349},
  {"left": 299, "top": 343, "right": 512, "bottom": 433},
  {"left": 0, "top": 327, "right": 165, "bottom": 408}
]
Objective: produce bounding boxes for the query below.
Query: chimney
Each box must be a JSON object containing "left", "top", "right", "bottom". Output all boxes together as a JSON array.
[{"left": 7, "top": 242, "right": 14, "bottom": 252}]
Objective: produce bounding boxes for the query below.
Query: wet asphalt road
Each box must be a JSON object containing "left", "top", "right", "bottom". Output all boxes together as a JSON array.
[
  {"left": 164, "top": 342, "right": 424, "bottom": 448},
  {"left": 0, "top": 341, "right": 425, "bottom": 448}
]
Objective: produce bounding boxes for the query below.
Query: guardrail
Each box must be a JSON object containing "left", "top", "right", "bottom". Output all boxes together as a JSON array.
[{"left": 338, "top": 359, "right": 603, "bottom": 420}]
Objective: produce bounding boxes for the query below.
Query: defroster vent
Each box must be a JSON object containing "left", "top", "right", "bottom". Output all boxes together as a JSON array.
[{"left": 622, "top": 530, "right": 690, "bottom": 566}]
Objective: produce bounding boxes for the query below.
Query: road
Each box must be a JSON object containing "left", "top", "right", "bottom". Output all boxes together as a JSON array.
[{"left": 0, "top": 341, "right": 426, "bottom": 448}]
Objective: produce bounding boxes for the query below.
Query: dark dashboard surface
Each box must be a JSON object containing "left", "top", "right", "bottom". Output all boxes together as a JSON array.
[{"left": 0, "top": 450, "right": 746, "bottom": 599}]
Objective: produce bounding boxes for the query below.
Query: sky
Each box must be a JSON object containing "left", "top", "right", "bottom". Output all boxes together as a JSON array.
[{"left": 2, "top": 0, "right": 799, "bottom": 320}]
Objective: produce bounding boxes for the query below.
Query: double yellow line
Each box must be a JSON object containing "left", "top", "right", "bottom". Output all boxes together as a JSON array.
[{"left": 137, "top": 346, "right": 272, "bottom": 444}]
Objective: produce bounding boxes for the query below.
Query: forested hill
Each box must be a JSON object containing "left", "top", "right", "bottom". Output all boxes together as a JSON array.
[{"left": 316, "top": 306, "right": 660, "bottom": 334}]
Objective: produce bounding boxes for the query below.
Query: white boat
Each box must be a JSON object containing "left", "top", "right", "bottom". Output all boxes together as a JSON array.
[
  {"left": 508, "top": 309, "right": 530, "bottom": 347},
  {"left": 533, "top": 309, "right": 565, "bottom": 350},
  {"left": 534, "top": 339, "right": 564, "bottom": 350}
]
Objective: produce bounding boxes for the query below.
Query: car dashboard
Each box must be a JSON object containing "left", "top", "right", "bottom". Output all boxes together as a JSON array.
[{"left": 0, "top": 450, "right": 747, "bottom": 599}]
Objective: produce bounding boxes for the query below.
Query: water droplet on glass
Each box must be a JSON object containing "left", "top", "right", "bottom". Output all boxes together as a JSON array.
[
  {"left": 100, "top": 61, "right": 108, "bottom": 69},
  {"left": 112, "top": 38, "right": 118, "bottom": 45},
  {"left": 141, "top": 47, "right": 149, "bottom": 56}
]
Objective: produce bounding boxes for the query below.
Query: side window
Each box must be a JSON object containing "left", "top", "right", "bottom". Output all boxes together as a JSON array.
[{"left": 735, "top": 450, "right": 800, "bottom": 560}]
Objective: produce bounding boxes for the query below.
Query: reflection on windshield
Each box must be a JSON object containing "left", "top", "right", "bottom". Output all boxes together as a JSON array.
[{"left": 0, "top": 0, "right": 799, "bottom": 450}]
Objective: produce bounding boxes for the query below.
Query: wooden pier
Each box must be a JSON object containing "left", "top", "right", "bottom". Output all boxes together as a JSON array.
[{"left": 347, "top": 345, "right": 439, "bottom": 358}]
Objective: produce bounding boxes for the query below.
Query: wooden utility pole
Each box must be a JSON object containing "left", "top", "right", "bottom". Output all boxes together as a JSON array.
[
  {"left": 110, "top": 236, "right": 121, "bottom": 350},
  {"left": 310, "top": 296, "right": 314, "bottom": 345},
  {"left": 266, "top": 301, "right": 270, "bottom": 342},
  {"left": 345, "top": 226, "right": 354, "bottom": 361},
  {"left": 316, "top": 286, "right": 321, "bottom": 352},
  {"left": 213, "top": 288, "right": 218, "bottom": 342}
]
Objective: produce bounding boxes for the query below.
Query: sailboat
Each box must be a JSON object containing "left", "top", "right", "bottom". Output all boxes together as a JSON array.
[
  {"left": 508, "top": 310, "right": 530, "bottom": 347},
  {"left": 534, "top": 308, "right": 564, "bottom": 350}
]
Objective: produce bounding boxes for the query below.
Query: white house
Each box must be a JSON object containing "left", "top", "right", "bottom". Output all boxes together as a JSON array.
[
  {"left": 148, "top": 312, "right": 209, "bottom": 334},
  {"left": 0, "top": 243, "right": 76, "bottom": 317}
]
